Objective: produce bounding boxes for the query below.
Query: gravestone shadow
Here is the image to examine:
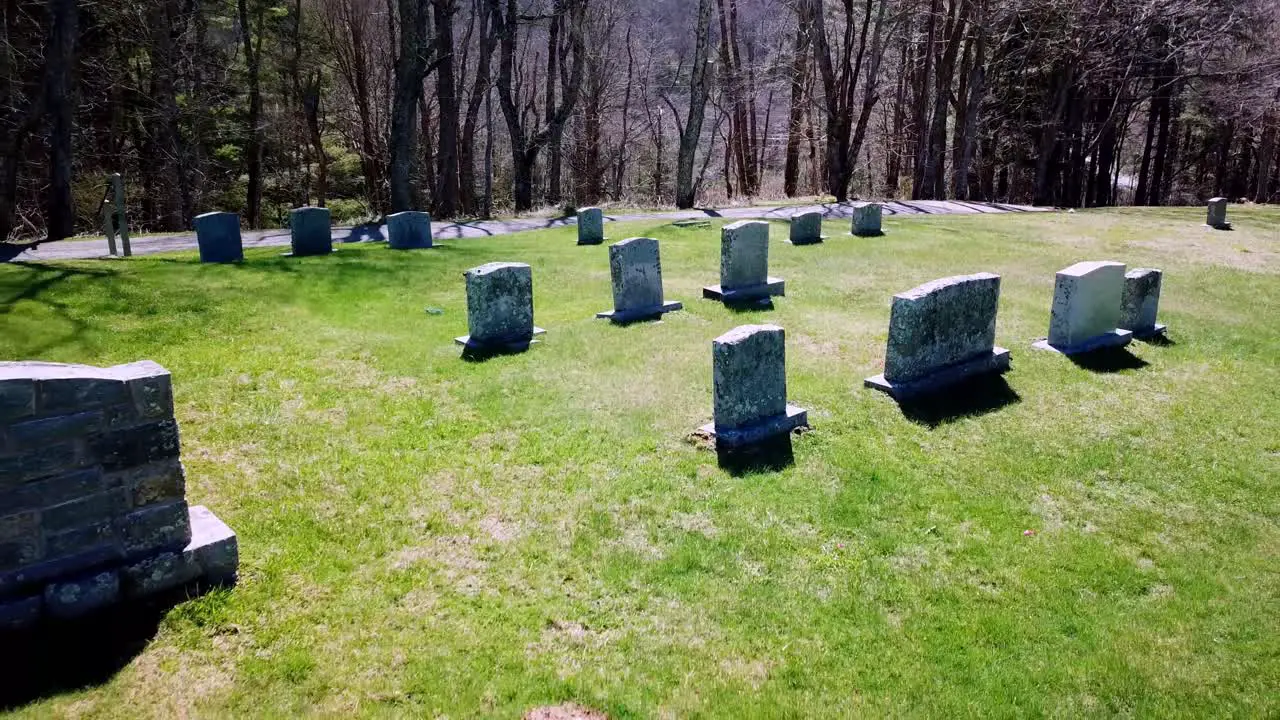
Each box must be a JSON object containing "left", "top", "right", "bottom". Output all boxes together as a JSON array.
[
  {"left": 893, "top": 374, "right": 1021, "bottom": 428},
  {"left": 1137, "top": 333, "right": 1175, "bottom": 347},
  {"left": 459, "top": 343, "right": 536, "bottom": 363},
  {"left": 0, "top": 581, "right": 227, "bottom": 710},
  {"left": 339, "top": 221, "right": 386, "bottom": 243},
  {"left": 724, "top": 298, "right": 775, "bottom": 313},
  {"left": 716, "top": 433, "right": 795, "bottom": 476},
  {"left": 1067, "top": 346, "right": 1149, "bottom": 373}
]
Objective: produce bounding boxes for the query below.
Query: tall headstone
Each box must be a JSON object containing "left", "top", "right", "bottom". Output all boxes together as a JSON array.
[
  {"left": 1206, "top": 197, "right": 1231, "bottom": 229},
  {"left": 577, "top": 207, "right": 605, "bottom": 245},
  {"left": 455, "top": 262, "right": 544, "bottom": 351},
  {"left": 387, "top": 211, "right": 433, "bottom": 250},
  {"left": 1032, "top": 260, "right": 1132, "bottom": 354},
  {"left": 698, "top": 325, "right": 808, "bottom": 448},
  {"left": 702, "top": 220, "right": 785, "bottom": 304},
  {"left": 852, "top": 202, "right": 883, "bottom": 237},
  {"left": 865, "top": 273, "right": 1010, "bottom": 397},
  {"left": 289, "top": 206, "right": 333, "bottom": 256},
  {"left": 1119, "top": 267, "right": 1166, "bottom": 338},
  {"left": 101, "top": 200, "right": 118, "bottom": 257},
  {"left": 787, "top": 211, "right": 825, "bottom": 245},
  {"left": 195, "top": 212, "right": 244, "bottom": 263},
  {"left": 596, "top": 237, "right": 682, "bottom": 323}
]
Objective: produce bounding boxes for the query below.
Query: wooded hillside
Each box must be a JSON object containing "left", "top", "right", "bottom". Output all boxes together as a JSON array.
[{"left": 3, "top": 0, "right": 1278, "bottom": 240}]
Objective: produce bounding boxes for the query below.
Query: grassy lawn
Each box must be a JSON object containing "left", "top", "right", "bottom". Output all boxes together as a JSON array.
[{"left": 1, "top": 207, "right": 1277, "bottom": 717}]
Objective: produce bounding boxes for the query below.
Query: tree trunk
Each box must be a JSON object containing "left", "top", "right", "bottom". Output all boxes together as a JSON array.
[
  {"left": 433, "top": 0, "right": 459, "bottom": 217},
  {"left": 783, "top": 8, "right": 811, "bottom": 198},
  {"left": 675, "top": 0, "right": 714, "bottom": 209},
  {"left": 390, "top": 0, "right": 430, "bottom": 212},
  {"left": 238, "top": 0, "right": 264, "bottom": 227},
  {"left": 45, "top": 0, "right": 77, "bottom": 240}
]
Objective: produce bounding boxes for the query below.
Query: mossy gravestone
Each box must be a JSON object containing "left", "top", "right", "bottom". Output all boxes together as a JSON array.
[
  {"left": 596, "top": 237, "right": 682, "bottom": 323},
  {"left": 698, "top": 324, "right": 808, "bottom": 448},
  {"left": 702, "top": 220, "right": 784, "bottom": 305},
  {"left": 455, "top": 262, "right": 545, "bottom": 352},
  {"left": 1119, "top": 268, "right": 1167, "bottom": 339},
  {"left": 577, "top": 207, "right": 605, "bottom": 245}
]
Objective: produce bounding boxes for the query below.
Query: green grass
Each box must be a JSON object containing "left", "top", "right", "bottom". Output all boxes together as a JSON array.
[{"left": 1, "top": 207, "right": 1278, "bottom": 717}]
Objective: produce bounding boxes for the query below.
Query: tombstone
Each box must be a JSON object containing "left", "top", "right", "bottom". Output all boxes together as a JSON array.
[
  {"left": 1032, "top": 260, "right": 1132, "bottom": 354},
  {"left": 864, "top": 273, "right": 1010, "bottom": 398},
  {"left": 110, "top": 173, "right": 132, "bottom": 257},
  {"left": 851, "top": 202, "right": 883, "bottom": 237},
  {"left": 195, "top": 212, "right": 244, "bottom": 263},
  {"left": 455, "top": 262, "right": 544, "bottom": 352},
  {"left": 101, "top": 200, "right": 118, "bottom": 257},
  {"left": 698, "top": 324, "right": 808, "bottom": 448},
  {"left": 387, "top": 211, "right": 433, "bottom": 250},
  {"left": 596, "top": 237, "right": 683, "bottom": 323},
  {"left": 289, "top": 206, "right": 333, "bottom": 256},
  {"left": 702, "top": 220, "right": 784, "bottom": 304},
  {"left": 787, "top": 211, "right": 825, "bottom": 245},
  {"left": 577, "top": 207, "right": 605, "bottom": 245},
  {"left": 1119, "top": 268, "right": 1167, "bottom": 339},
  {"left": 1206, "top": 197, "right": 1231, "bottom": 229}
]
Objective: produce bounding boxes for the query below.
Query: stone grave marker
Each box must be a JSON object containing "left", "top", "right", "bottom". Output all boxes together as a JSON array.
[
  {"left": 852, "top": 202, "right": 883, "bottom": 236},
  {"left": 289, "top": 206, "right": 333, "bottom": 256},
  {"left": 1032, "top": 260, "right": 1132, "bottom": 354},
  {"left": 865, "top": 272, "right": 1010, "bottom": 397},
  {"left": 787, "top": 212, "right": 825, "bottom": 245},
  {"left": 577, "top": 207, "right": 605, "bottom": 245},
  {"left": 455, "top": 262, "right": 544, "bottom": 352},
  {"left": 698, "top": 324, "right": 808, "bottom": 448},
  {"left": 1119, "top": 267, "right": 1167, "bottom": 339},
  {"left": 195, "top": 212, "right": 243, "bottom": 263},
  {"left": 1206, "top": 197, "right": 1231, "bottom": 229},
  {"left": 0, "top": 360, "right": 238, "bottom": 628},
  {"left": 596, "top": 237, "right": 682, "bottom": 323},
  {"left": 702, "top": 220, "right": 784, "bottom": 305},
  {"left": 388, "top": 211, "right": 434, "bottom": 250}
]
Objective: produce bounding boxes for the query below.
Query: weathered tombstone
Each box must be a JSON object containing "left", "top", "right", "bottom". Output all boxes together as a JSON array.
[
  {"left": 698, "top": 324, "right": 808, "bottom": 448},
  {"left": 787, "top": 211, "right": 825, "bottom": 245},
  {"left": 577, "top": 207, "right": 605, "bottom": 245},
  {"left": 1206, "top": 197, "right": 1231, "bottom": 229},
  {"left": 1119, "top": 268, "right": 1167, "bottom": 339},
  {"left": 864, "top": 273, "right": 1010, "bottom": 397},
  {"left": 288, "top": 206, "right": 333, "bottom": 256},
  {"left": 851, "top": 202, "right": 883, "bottom": 237},
  {"left": 455, "top": 262, "right": 544, "bottom": 352},
  {"left": 195, "top": 212, "right": 244, "bottom": 263},
  {"left": 596, "top": 237, "right": 683, "bottom": 323},
  {"left": 0, "top": 360, "right": 238, "bottom": 628},
  {"left": 1032, "top": 260, "right": 1133, "bottom": 354},
  {"left": 702, "top": 220, "right": 784, "bottom": 304},
  {"left": 387, "top": 210, "right": 434, "bottom": 250}
]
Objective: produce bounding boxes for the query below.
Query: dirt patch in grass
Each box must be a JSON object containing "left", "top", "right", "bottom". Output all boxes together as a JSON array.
[{"left": 523, "top": 702, "right": 608, "bottom": 720}]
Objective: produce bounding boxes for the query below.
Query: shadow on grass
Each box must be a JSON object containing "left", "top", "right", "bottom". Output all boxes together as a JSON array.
[
  {"left": 1138, "top": 333, "right": 1176, "bottom": 347},
  {"left": 723, "top": 298, "right": 776, "bottom": 313},
  {"left": 459, "top": 342, "right": 538, "bottom": 362},
  {"left": 0, "top": 582, "right": 228, "bottom": 711},
  {"left": 716, "top": 433, "right": 795, "bottom": 476},
  {"left": 894, "top": 374, "right": 1022, "bottom": 428},
  {"left": 0, "top": 262, "right": 118, "bottom": 309},
  {"left": 1068, "top": 346, "right": 1150, "bottom": 373}
]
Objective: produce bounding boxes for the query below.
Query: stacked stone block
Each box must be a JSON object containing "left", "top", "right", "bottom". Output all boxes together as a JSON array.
[{"left": 0, "top": 361, "right": 238, "bottom": 629}]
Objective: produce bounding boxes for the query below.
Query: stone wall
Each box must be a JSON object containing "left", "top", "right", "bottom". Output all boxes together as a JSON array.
[{"left": 1, "top": 361, "right": 237, "bottom": 628}]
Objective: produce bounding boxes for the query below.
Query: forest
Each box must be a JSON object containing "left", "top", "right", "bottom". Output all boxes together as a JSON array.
[{"left": 2, "top": 0, "right": 1278, "bottom": 240}]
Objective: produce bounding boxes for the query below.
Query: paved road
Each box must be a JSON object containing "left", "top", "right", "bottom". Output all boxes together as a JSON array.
[{"left": 2, "top": 199, "right": 1049, "bottom": 263}]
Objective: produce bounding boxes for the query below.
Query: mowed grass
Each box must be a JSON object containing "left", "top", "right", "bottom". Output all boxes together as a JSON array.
[{"left": 1, "top": 206, "right": 1278, "bottom": 717}]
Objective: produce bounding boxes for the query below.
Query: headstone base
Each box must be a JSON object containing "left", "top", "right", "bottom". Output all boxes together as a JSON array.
[
  {"left": 702, "top": 278, "right": 785, "bottom": 303},
  {"left": 577, "top": 237, "right": 607, "bottom": 246},
  {"left": 454, "top": 327, "right": 546, "bottom": 352},
  {"left": 783, "top": 235, "right": 825, "bottom": 246},
  {"left": 282, "top": 248, "right": 333, "bottom": 258},
  {"left": 865, "top": 347, "right": 1011, "bottom": 399},
  {"left": 1032, "top": 329, "right": 1132, "bottom": 355},
  {"left": 698, "top": 404, "right": 808, "bottom": 449},
  {"left": 1205, "top": 222, "right": 1233, "bottom": 231},
  {"left": 850, "top": 229, "right": 886, "bottom": 238},
  {"left": 596, "top": 301, "right": 683, "bottom": 324},
  {"left": 1129, "top": 323, "right": 1168, "bottom": 340}
]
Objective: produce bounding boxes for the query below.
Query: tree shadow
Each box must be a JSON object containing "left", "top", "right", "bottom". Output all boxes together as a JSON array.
[
  {"left": 0, "top": 262, "right": 118, "bottom": 309},
  {"left": 716, "top": 433, "right": 795, "bottom": 476},
  {"left": 1068, "top": 346, "right": 1149, "bottom": 373},
  {"left": 695, "top": 208, "right": 724, "bottom": 218},
  {"left": 0, "top": 581, "right": 227, "bottom": 711},
  {"left": 893, "top": 374, "right": 1022, "bottom": 428}
]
